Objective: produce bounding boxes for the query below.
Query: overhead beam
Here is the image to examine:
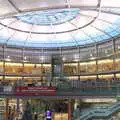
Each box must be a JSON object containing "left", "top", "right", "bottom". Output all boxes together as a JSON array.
[
  {"left": 7, "top": 0, "right": 21, "bottom": 13},
  {"left": 96, "top": 9, "right": 120, "bottom": 16}
]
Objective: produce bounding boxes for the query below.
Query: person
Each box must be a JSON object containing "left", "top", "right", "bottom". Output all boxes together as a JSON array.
[
  {"left": 45, "top": 110, "right": 52, "bottom": 120},
  {"left": 34, "top": 112, "right": 38, "bottom": 120},
  {"left": 22, "top": 102, "right": 32, "bottom": 120},
  {"left": 18, "top": 111, "right": 22, "bottom": 120},
  {"left": 73, "top": 105, "right": 81, "bottom": 119},
  {"left": 9, "top": 112, "right": 14, "bottom": 120}
]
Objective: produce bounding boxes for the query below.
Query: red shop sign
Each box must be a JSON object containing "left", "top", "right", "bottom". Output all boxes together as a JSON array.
[{"left": 15, "top": 86, "right": 56, "bottom": 96}]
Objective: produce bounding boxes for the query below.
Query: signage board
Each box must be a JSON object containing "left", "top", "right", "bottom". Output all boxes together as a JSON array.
[{"left": 15, "top": 86, "right": 56, "bottom": 96}]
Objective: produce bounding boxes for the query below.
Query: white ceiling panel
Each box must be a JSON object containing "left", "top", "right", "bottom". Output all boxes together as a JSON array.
[{"left": 0, "top": 0, "right": 17, "bottom": 17}]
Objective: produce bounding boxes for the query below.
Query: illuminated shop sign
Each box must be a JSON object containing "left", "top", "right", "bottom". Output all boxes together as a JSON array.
[{"left": 15, "top": 86, "right": 56, "bottom": 96}]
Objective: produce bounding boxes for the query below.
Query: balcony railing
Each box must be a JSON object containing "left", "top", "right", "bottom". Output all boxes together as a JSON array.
[{"left": 0, "top": 79, "right": 120, "bottom": 97}]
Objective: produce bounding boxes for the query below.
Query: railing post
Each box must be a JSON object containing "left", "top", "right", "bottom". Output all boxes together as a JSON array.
[
  {"left": 68, "top": 99, "right": 72, "bottom": 120},
  {"left": 5, "top": 98, "right": 9, "bottom": 120},
  {"left": 16, "top": 98, "right": 20, "bottom": 113}
]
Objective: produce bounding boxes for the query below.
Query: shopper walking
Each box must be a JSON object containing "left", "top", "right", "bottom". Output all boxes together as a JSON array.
[{"left": 34, "top": 112, "right": 38, "bottom": 120}]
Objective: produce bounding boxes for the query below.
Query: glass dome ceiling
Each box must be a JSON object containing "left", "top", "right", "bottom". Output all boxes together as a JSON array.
[
  {"left": 0, "top": 0, "right": 120, "bottom": 48},
  {"left": 16, "top": 8, "right": 80, "bottom": 25}
]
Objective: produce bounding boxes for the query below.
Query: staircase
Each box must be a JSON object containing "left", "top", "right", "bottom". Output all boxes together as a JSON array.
[{"left": 75, "top": 102, "right": 120, "bottom": 120}]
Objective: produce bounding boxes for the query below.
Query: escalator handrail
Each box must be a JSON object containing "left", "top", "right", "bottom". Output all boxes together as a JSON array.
[{"left": 75, "top": 102, "right": 120, "bottom": 120}]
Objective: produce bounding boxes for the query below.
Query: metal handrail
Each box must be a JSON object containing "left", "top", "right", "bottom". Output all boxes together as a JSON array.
[{"left": 75, "top": 102, "right": 120, "bottom": 120}]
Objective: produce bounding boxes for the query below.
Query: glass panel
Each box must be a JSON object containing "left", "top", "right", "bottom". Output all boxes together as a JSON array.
[
  {"left": 62, "top": 48, "right": 79, "bottom": 62},
  {"left": 0, "top": 76, "right": 3, "bottom": 81},
  {"left": 23, "top": 63, "right": 35, "bottom": 74},
  {"left": 80, "top": 76, "right": 96, "bottom": 90},
  {"left": 66, "top": 76, "right": 79, "bottom": 88},
  {"left": 98, "top": 74, "right": 113, "bottom": 79},
  {"left": 98, "top": 41, "right": 113, "bottom": 57},
  {"left": 64, "top": 63, "right": 78, "bottom": 75},
  {"left": 32, "top": 64, "right": 42, "bottom": 75},
  {"left": 27, "top": 64, "right": 42, "bottom": 75},
  {"left": 0, "top": 62, "right": 3, "bottom": 73},
  {"left": 115, "top": 38, "right": 120, "bottom": 52},
  {"left": 42, "top": 64, "right": 52, "bottom": 75},
  {"left": 116, "top": 74, "right": 120, "bottom": 78},
  {"left": 98, "top": 59, "right": 114, "bottom": 72},
  {"left": 80, "top": 61, "right": 96, "bottom": 73},
  {"left": 5, "top": 48, "right": 22, "bottom": 62},
  {"left": 5, "top": 62, "right": 23, "bottom": 74},
  {"left": 115, "top": 58, "right": 120, "bottom": 70},
  {"left": 4, "top": 76, "right": 22, "bottom": 85},
  {"left": 80, "top": 46, "right": 96, "bottom": 60},
  {"left": 0, "top": 47, "right": 3, "bottom": 60},
  {"left": 96, "top": 74, "right": 113, "bottom": 90},
  {"left": 24, "top": 77, "right": 41, "bottom": 85},
  {"left": 80, "top": 76, "right": 96, "bottom": 80}
]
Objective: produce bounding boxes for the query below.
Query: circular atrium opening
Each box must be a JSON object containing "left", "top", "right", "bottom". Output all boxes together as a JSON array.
[{"left": 0, "top": 0, "right": 120, "bottom": 120}]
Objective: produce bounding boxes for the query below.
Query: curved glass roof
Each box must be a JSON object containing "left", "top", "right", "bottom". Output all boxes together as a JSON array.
[
  {"left": 0, "top": 0, "right": 119, "bottom": 48},
  {"left": 16, "top": 8, "right": 80, "bottom": 25}
]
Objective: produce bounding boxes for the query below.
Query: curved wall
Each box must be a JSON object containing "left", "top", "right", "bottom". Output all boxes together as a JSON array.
[{"left": 0, "top": 37, "right": 119, "bottom": 85}]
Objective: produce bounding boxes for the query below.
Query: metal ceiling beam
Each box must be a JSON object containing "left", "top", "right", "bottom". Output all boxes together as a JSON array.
[
  {"left": 0, "top": 1, "right": 101, "bottom": 34},
  {"left": 0, "top": 19, "right": 19, "bottom": 31},
  {"left": 7, "top": 0, "right": 21, "bottom": 13},
  {"left": 6, "top": 30, "right": 16, "bottom": 43},
  {"left": 23, "top": 24, "right": 34, "bottom": 47},
  {"left": 0, "top": 14, "right": 97, "bottom": 34},
  {"left": 96, "top": 9, "right": 120, "bottom": 16}
]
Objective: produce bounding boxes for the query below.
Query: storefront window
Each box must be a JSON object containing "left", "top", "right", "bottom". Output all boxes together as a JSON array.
[
  {"left": 64, "top": 63, "right": 78, "bottom": 75},
  {"left": 5, "top": 62, "right": 23, "bottom": 74},
  {"left": 42, "top": 64, "right": 51, "bottom": 75},
  {"left": 24, "top": 77, "right": 42, "bottom": 86},
  {"left": 98, "top": 59, "right": 113, "bottom": 72},
  {"left": 4, "top": 76, "right": 22, "bottom": 86},
  {"left": 31, "top": 64, "right": 42, "bottom": 75},
  {"left": 80, "top": 76, "right": 96, "bottom": 80},
  {"left": 54, "top": 113, "right": 68, "bottom": 120},
  {"left": 80, "top": 61, "right": 96, "bottom": 73},
  {"left": 0, "top": 62, "right": 3, "bottom": 73},
  {"left": 98, "top": 74, "right": 113, "bottom": 80},
  {"left": 24, "top": 63, "right": 35, "bottom": 74},
  {"left": 115, "top": 59, "right": 120, "bottom": 70},
  {"left": 116, "top": 74, "right": 120, "bottom": 78}
]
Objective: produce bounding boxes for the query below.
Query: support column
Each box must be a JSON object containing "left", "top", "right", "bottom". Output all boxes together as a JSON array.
[
  {"left": 5, "top": 98, "right": 9, "bottom": 120},
  {"left": 3, "top": 45, "right": 5, "bottom": 83},
  {"left": 68, "top": 99, "right": 72, "bottom": 120},
  {"left": 95, "top": 44, "right": 98, "bottom": 91},
  {"left": 16, "top": 98, "right": 20, "bottom": 112}
]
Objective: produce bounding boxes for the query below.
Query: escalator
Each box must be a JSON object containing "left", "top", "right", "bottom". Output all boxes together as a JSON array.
[{"left": 75, "top": 102, "right": 120, "bottom": 120}]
